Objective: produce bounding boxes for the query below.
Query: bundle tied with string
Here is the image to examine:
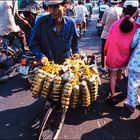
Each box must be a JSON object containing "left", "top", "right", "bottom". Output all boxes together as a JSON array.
[{"left": 30, "top": 53, "right": 100, "bottom": 109}]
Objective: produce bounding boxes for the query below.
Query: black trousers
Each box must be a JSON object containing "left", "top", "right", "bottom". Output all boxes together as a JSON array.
[{"left": 101, "top": 38, "right": 106, "bottom": 68}]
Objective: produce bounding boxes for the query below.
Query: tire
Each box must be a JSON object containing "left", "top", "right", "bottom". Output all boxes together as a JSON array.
[
  {"left": 37, "top": 107, "right": 53, "bottom": 140},
  {"left": 53, "top": 108, "right": 67, "bottom": 140},
  {"left": 37, "top": 104, "right": 67, "bottom": 140},
  {"left": 0, "top": 47, "right": 16, "bottom": 82}
]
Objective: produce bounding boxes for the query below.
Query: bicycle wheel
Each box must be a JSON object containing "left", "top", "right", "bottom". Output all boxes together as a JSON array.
[
  {"left": 37, "top": 107, "right": 54, "bottom": 140},
  {"left": 0, "top": 47, "right": 16, "bottom": 82},
  {"left": 53, "top": 108, "right": 67, "bottom": 140},
  {"left": 37, "top": 104, "right": 67, "bottom": 140}
]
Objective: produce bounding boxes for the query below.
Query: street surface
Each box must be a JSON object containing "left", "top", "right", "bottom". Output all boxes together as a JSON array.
[{"left": 0, "top": 7, "right": 140, "bottom": 140}]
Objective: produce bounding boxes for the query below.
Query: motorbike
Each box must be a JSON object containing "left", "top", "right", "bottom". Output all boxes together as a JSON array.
[
  {"left": 75, "top": 20, "right": 85, "bottom": 37},
  {"left": 18, "top": 52, "right": 41, "bottom": 84}
]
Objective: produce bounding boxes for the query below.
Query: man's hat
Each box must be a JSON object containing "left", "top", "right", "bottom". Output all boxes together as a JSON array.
[
  {"left": 110, "top": 0, "right": 122, "bottom": 3},
  {"left": 44, "top": 0, "right": 64, "bottom": 6}
]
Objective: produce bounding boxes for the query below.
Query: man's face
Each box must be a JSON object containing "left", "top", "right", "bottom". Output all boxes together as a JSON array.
[{"left": 48, "top": 4, "right": 65, "bottom": 20}]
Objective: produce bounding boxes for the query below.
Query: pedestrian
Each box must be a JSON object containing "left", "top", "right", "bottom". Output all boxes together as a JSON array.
[
  {"left": 124, "top": 26, "right": 140, "bottom": 112},
  {"left": 100, "top": 0, "right": 124, "bottom": 70},
  {"left": 35, "top": 2, "right": 50, "bottom": 23},
  {"left": 98, "top": 0, "right": 109, "bottom": 20},
  {"left": 104, "top": 0, "right": 139, "bottom": 105},
  {"left": 74, "top": 0, "right": 89, "bottom": 32},
  {"left": 84, "top": 0, "right": 93, "bottom": 17},
  {"left": 29, "top": 0, "right": 79, "bottom": 64},
  {"left": 0, "top": 0, "right": 31, "bottom": 52}
]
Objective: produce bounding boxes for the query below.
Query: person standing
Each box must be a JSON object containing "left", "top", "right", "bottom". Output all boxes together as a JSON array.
[
  {"left": 84, "top": 0, "right": 93, "bottom": 17},
  {"left": 124, "top": 26, "right": 140, "bottom": 112},
  {"left": 29, "top": 0, "right": 79, "bottom": 64},
  {"left": 104, "top": 0, "right": 139, "bottom": 104},
  {"left": 100, "top": 0, "right": 124, "bottom": 69},
  {"left": 98, "top": 0, "right": 110, "bottom": 20},
  {"left": 35, "top": 2, "right": 50, "bottom": 23}
]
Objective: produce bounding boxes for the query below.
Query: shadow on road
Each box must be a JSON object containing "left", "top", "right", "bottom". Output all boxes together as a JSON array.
[
  {"left": 0, "top": 98, "right": 46, "bottom": 140},
  {"left": 0, "top": 74, "right": 30, "bottom": 97},
  {"left": 81, "top": 115, "right": 140, "bottom": 140},
  {"left": 63, "top": 76, "right": 140, "bottom": 140},
  {"left": 65, "top": 77, "right": 128, "bottom": 124}
]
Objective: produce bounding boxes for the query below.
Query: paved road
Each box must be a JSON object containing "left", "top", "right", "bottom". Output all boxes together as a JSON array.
[
  {"left": 0, "top": 7, "right": 140, "bottom": 140},
  {"left": 58, "top": 8, "right": 140, "bottom": 140}
]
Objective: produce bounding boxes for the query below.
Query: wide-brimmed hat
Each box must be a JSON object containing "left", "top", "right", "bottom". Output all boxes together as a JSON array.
[{"left": 44, "top": 0, "right": 64, "bottom": 6}]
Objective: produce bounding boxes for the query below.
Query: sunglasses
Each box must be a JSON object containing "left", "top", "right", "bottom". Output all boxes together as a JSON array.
[{"left": 49, "top": 4, "right": 60, "bottom": 9}]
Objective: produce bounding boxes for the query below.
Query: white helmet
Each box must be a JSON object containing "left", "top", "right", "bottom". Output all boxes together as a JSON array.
[
  {"left": 44, "top": 0, "right": 64, "bottom": 6},
  {"left": 123, "top": 0, "right": 139, "bottom": 8},
  {"left": 110, "top": 0, "right": 122, "bottom": 4}
]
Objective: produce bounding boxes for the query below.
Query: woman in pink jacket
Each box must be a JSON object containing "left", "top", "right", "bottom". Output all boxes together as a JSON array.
[{"left": 104, "top": 0, "right": 139, "bottom": 105}]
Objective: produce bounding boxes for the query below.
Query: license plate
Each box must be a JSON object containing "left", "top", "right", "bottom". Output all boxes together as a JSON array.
[{"left": 19, "top": 65, "right": 30, "bottom": 75}]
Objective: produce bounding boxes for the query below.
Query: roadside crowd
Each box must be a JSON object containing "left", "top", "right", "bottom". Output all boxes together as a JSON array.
[{"left": 99, "top": 0, "right": 140, "bottom": 113}]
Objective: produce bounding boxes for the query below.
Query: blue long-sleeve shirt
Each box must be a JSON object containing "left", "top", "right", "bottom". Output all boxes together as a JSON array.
[{"left": 29, "top": 14, "right": 79, "bottom": 64}]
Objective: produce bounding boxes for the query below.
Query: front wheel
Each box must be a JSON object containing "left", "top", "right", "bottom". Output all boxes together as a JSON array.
[
  {"left": 37, "top": 107, "right": 54, "bottom": 140},
  {"left": 37, "top": 104, "right": 67, "bottom": 140}
]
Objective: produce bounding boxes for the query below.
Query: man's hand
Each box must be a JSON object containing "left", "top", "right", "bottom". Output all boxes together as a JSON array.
[
  {"left": 72, "top": 53, "right": 80, "bottom": 59},
  {"left": 41, "top": 57, "right": 48, "bottom": 65}
]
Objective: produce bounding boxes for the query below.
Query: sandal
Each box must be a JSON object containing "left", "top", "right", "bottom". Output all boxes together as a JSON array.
[{"left": 124, "top": 102, "right": 135, "bottom": 113}]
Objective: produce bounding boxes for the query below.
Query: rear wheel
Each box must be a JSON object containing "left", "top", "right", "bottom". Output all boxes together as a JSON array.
[{"left": 0, "top": 48, "right": 16, "bottom": 82}]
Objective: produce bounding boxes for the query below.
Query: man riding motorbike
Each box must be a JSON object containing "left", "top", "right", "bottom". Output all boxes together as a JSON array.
[{"left": 74, "top": 0, "right": 89, "bottom": 32}]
